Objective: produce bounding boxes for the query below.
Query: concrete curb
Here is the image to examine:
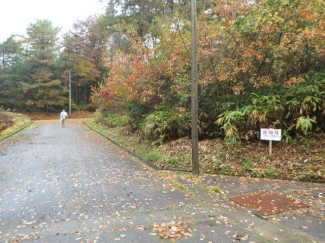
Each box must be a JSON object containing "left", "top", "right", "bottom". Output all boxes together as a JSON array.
[
  {"left": 82, "top": 121, "right": 165, "bottom": 171},
  {"left": 0, "top": 121, "right": 33, "bottom": 142}
]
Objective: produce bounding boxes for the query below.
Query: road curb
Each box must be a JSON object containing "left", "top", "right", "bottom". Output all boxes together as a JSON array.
[
  {"left": 0, "top": 121, "right": 33, "bottom": 142},
  {"left": 82, "top": 121, "right": 164, "bottom": 171}
]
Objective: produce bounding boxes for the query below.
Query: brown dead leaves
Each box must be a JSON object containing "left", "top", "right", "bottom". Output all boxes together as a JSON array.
[
  {"left": 152, "top": 221, "right": 192, "bottom": 241},
  {"left": 160, "top": 136, "right": 325, "bottom": 182}
]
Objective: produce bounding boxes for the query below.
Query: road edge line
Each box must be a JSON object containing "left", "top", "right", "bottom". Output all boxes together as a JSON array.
[{"left": 82, "top": 121, "right": 163, "bottom": 171}]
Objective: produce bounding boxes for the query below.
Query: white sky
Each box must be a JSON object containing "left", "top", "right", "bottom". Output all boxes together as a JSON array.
[{"left": 0, "top": 0, "right": 107, "bottom": 42}]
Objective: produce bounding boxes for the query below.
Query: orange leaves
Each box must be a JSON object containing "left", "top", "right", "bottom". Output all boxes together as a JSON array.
[
  {"left": 92, "top": 50, "right": 155, "bottom": 109},
  {"left": 200, "top": 0, "right": 325, "bottom": 93},
  {"left": 25, "top": 100, "right": 34, "bottom": 107},
  {"left": 31, "top": 69, "right": 52, "bottom": 84},
  {"left": 232, "top": 85, "right": 245, "bottom": 95},
  {"left": 299, "top": 9, "right": 315, "bottom": 22},
  {"left": 49, "top": 89, "right": 60, "bottom": 98},
  {"left": 285, "top": 77, "right": 306, "bottom": 87},
  {"left": 152, "top": 221, "right": 192, "bottom": 241},
  {"left": 250, "top": 76, "right": 273, "bottom": 89},
  {"left": 92, "top": 29, "right": 191, "bottom": 111},
  {"left": 93, "top": 0, "right": 325, "bottom": 143},
  {"left": 210, "top": 0, "right": 251, "bottom": 19}
]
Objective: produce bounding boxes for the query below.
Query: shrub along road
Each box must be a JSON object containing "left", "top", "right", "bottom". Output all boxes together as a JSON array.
[{"left": 0, "top": 120, "right": 323, "bottom": 242}]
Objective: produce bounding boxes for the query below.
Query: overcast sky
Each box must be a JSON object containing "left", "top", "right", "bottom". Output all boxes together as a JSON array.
[{"left": 0, "top": 0, "right": 107, "bottom": 42}]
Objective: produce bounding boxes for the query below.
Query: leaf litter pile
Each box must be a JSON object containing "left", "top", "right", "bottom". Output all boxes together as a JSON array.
[
  {"left": 159, "top": 136, "right": 325, "bottom": 182},
  {"left": 152, "top": 221, "right": 192, "bottom": 241}
]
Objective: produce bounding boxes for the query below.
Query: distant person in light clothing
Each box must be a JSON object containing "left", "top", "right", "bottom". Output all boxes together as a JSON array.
[{"left": 60, "top": 109, "right": 68, "bottom": 127}]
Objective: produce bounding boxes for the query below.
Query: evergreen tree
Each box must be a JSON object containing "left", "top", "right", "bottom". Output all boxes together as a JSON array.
[
  {"left": 0, "top": 36, "right": 25, "bottom": 108},
  {"left": 23, "top": 20, "right": 67, "bottom": 112}
]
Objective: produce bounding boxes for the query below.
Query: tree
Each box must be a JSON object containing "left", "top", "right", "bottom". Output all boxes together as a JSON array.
[
  {"left": 62, "top": 15, "right": 110, "bottom": 106},
  {"left": 23, "top": 20, "right": 66, "bottom": 112},
  {"left": 0, "top": 36, "right": 25, "bottom": 108},
  {"left": 0, "top": 36, "right": 22, "bottom": 71}
]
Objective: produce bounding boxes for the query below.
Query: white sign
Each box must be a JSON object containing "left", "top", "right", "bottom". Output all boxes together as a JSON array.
[{"left": 261, "top": 128, "right": 281, "bottom": 141}]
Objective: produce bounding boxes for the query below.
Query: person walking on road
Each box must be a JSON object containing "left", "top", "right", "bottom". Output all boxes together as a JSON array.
[{"left": 60, "top": 109, "right": 68, "bottom": 127}]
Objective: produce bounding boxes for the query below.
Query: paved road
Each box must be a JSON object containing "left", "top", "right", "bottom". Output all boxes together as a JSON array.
[{"left": 0, "top": 120, "right": 323, "bottom": 242}]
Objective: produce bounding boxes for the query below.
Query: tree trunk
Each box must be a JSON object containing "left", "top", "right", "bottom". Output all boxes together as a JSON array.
[
  {"left": 169, "top": 0, "right": 174, "bottom": 12},
  {"left": 75, "top": 86, "right": 78, "bottom": 105}
]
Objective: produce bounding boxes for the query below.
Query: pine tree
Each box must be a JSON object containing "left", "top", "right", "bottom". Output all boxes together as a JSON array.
[
  {"left": 23, "top": 20, "right": 67, "bottom": 112},
  {"left": 0, "top": 36, "right": 24, "bottom": 108}
]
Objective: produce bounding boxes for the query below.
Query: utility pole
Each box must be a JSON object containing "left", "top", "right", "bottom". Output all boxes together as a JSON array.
[
  {"left": 69, "top": 71, "right": 72, "bottom": 117},
  {"left": 191, "top": 0, "right": 199, "bottom": 175}
]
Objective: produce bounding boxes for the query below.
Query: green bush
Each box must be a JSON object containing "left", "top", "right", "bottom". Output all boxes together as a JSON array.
[
  {"left": 216, "top": 72, "right": 325, "bottom": 143},
  {"left": 159, "top": 156, "right": 179, "bottom": 166},
  {"left": 265, "top": 167, "right": 275, "bottom": 176},
  {"left": 213, "top": 159, "right": 223, "bottom": 170},
  {"left": 242, "top": 158, "right": 253, "bottom": 171},
  {"left": 142, "top": 110, "right": 190, "bottom": 142},
  {"left": 92, "top": 72, "right": 325, "bottom": 144},
  {"left": 145, "top": 151, "right": 161, "bottom": 162},
  {"left": 94, "top": 109, "right": 132, "bottom": 128}
]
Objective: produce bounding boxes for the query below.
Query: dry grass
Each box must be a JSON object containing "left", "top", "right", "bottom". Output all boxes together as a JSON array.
[
  {"left": 0, "top": 112, "right": 13, "bottom": 132},
  {"left": 0, "top": 112, "right": 31, "bottom": 138}
]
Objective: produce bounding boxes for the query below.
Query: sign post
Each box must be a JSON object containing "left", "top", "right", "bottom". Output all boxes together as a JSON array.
[{"left": 260, "top": 128, "right": 281, "bottom": 155}]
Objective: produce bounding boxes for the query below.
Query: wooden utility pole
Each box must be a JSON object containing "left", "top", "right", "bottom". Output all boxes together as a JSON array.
[
  {"left": 191, "top": 0, "right": 199, "bottom": 175},
  {"left": 69, "top": 71, "right": 72, "bottom": 117}
]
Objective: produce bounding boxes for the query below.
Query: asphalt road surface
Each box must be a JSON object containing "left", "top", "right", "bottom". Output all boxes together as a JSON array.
[{"left": 0, "top": 120, "right": 322, "bottom": 243}]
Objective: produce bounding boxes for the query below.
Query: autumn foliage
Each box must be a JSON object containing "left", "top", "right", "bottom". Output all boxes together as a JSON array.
[{"left": 91, "top": 0, "right": 325, "bottom": 142}]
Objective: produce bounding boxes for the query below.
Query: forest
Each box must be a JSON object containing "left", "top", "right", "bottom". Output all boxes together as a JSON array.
[{"left": 1, "top": 0, "right": 325, "bottom": 144}]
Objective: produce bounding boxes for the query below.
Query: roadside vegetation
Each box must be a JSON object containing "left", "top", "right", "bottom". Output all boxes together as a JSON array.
[
  {"left": 91, "top": 0, "right": 325, "bottom": 145},
  {"left": 85, "top": 118, "right": 325, "bottom": 182},
  {"left": 0, "top": 110, "right": 31, "bottom": 139}
]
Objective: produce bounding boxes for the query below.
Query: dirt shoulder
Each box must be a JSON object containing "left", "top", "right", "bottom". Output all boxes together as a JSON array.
[{"left": 84, "top": 119, "right": 325, "bottom": 183}]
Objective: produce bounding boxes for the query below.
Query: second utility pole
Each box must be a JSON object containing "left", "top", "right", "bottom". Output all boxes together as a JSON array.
[{"left": 69, "top": 71, "right": 72, "bottom": 117}]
